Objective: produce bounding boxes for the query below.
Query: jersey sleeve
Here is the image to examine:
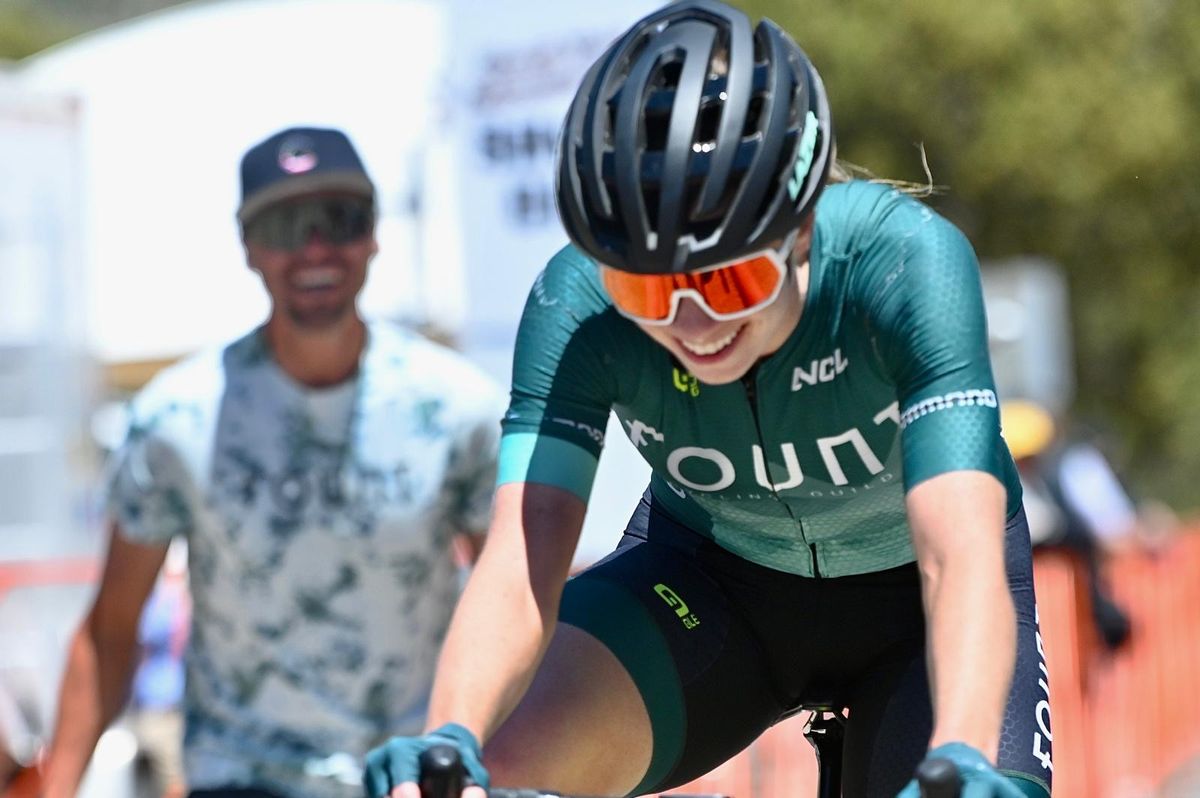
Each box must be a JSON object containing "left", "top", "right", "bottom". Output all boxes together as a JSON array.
[
  {"left": 105, "top": 398, "right": 198, "bottom": 545},
  {"left": 854, "top": 189, "right": 1007, "bottom": 490},
  {"left": 498, "top": 246, "right": 621, "bottom": 502}
]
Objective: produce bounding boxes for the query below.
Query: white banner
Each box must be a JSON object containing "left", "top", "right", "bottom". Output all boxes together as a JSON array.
[
  {"left": 439, "top": 0, "right": 661, "bottom": 562},
  {"left": 442, "top": 0, "right": 660, "bottom": 367}
]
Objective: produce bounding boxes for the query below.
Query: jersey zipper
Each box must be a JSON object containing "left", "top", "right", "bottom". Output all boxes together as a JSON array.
[{"left": 740, "top": 368, "right": 821, "bottom": 577}]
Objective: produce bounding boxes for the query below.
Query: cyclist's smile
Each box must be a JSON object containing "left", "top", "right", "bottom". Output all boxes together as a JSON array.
[
  {"left": 638, "top": 260, "right": 807, "bottom": 385},
  {"left": 677, "top": 323, "right": 745, "bottom": 359}
]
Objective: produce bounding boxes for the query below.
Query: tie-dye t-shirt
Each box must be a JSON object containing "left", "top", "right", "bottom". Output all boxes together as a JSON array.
[{"left": 106, "top": 322, "right": 505, "bottom": 797}]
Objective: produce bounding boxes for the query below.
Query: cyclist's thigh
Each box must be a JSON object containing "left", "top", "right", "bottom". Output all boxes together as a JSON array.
[
  {"left": 484, "top": 621, "right": 652, "bottom": 796},
  {"left": 502, "top": 499, "right": 784, "bottom": 797},
  {"left": 842, "top": 507, "right": 1053, "bottom": 798}
]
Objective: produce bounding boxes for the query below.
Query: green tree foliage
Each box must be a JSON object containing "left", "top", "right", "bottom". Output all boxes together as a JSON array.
[
  {"left": 5, "top": 0, "right": 1196, "bottom": 505},
  {"left": 0, "top": 5, "right": 74, "bottom": 60},
  {"left": 739, "top": 0, "right": 1200, "bottom": 507}
]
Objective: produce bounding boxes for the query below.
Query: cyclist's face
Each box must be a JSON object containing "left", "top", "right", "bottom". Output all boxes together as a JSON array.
[
  {"left": 244, "top": 193, "right": 377, "bottom": 330},
  {"left": 636, "top": 223, "right": 813, "bottom": 385}
]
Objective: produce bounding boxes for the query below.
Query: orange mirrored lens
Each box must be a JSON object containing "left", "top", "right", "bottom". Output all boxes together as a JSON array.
[
  {"left": 600, "top": 269, "right": 675, "bottom": 320},
  {"left": 600, "top": 255, "right": 783, "bottom": 321},
  {"left": 694, "top": 255, "right": 781, "bottom": 314}
]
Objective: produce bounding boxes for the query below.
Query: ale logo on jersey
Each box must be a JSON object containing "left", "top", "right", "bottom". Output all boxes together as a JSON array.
[{"left": 673, "top": 368, "right": 700, "bottom": 397}]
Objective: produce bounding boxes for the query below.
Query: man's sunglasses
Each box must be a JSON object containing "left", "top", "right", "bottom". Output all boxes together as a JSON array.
[{"left": 243, "top": 196, "right": 374, "bottom": 252}]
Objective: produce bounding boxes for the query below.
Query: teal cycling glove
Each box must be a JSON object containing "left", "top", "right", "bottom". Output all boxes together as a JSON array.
[
  {"left": 897, "top": 743, "right": 1026, "bottom": 797},
  {"left": 363, "top": 723, "right": 489, "bottom": 798}
]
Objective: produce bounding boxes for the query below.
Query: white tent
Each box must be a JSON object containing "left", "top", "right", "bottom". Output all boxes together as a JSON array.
[
  {"left": 16, "top": 0, "right": 663, "bottom": 562},
  {"left": 18, "top": 0, "right": 450, "bottom": 364}
]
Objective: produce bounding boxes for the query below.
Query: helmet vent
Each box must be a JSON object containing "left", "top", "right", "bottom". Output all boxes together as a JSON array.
[
  {"left": 696, "top": 99, "right": 722, "bottom": 147},
  {"left": 645, "top": 99, "right": 671, "bottom": 151},
  {"left": 555, "top": 0, "right": 833, "bottom": 274},
  {"left": 743, "top": 95, "right": 765, "bottom": 139}
]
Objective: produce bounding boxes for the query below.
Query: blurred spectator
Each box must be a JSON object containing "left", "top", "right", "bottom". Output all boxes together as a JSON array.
[
  {"left": 0, "top": 633, "right": 49, "bottom": 796},
  {"left": 0, "top": 682, "right": 41, "bottom": 797},
  {"left": 1, "top": 729, "right": 18, "bottom": 792},
  {"left": 1001, "top": 400, "right": 1152, "bottom": 650},
  {"left": 40, "top": 126, "right": 506, "bottom": 798}
]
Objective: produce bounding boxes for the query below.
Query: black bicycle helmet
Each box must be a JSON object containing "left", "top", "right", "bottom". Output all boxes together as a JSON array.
[{"left": 556, "top": 0, "right": 833, "bottom": 275}]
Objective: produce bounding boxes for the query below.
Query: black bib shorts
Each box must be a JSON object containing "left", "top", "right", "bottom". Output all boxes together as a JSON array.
[{"left": 559, "top": 491, "right": 1053, "bottom": 798}]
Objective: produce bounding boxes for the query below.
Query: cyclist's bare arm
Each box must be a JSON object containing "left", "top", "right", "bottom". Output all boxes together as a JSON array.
[
  {"left": 426, "top": 482, "right": 586, "bottom": 742},
  {"left": 42, "top": 521, "right": 168, "bottom": 798},
  {"left": 907, "top": 470, "right": 1015, "bottom": 762}
]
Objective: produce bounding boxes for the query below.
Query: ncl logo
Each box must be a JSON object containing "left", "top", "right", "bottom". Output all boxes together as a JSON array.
[{"left": 792, "top": 348, "right": 849, "bottom": 391}]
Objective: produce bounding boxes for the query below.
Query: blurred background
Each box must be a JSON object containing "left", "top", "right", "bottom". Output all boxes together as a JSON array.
[{"left": 1, "top": 0, "right": 1197, "bottom": 796}]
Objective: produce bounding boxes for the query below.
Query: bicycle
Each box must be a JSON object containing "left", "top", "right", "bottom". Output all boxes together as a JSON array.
[
  {"left": 413, "top": 702, "right": 963, "bottom": 798},
  {"left": 796, "top": 702, "right": 958, "bottom": 797}
]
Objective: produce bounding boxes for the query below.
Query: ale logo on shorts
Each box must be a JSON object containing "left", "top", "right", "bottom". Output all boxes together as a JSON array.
[{"left": 654, "top": 583, "right": 700, "bottom": 630}]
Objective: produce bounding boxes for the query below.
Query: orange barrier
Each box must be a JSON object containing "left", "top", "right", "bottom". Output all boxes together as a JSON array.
[
  {"left": 1081, "top": 530, "right": 1200, "bottom": 797},
  {"left": 0, "top": 558, "right": 98, "bottom": 798},
  {"left": 7, "top": 533, "right": 1200, "bottom": 797},
  {"left": 1031, "top": 531, "right": 1200, "bottom": 797},
  {"left": 0, "top": 558, "right": 99, "bottom": 602},
  {"left": 669, "top": 527, "right": 1200, "bottom": 797}
]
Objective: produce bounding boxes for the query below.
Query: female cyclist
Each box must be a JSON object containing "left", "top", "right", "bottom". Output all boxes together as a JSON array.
[{"left": 365, "top": 2, "right": 1052, "bottom": 796}]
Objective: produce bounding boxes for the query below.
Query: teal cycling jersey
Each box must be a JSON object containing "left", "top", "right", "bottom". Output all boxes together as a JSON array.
[{"left": 499, "top": 180, "right": 1022, "bottom": 577}]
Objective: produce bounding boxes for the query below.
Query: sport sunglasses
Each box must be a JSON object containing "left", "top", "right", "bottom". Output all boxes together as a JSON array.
[
  {"left": 242, "top": 195, "right": 374, "bottom": 252},
  {"left": 599, "top": 234, "right": 796, "bottom": 326}
]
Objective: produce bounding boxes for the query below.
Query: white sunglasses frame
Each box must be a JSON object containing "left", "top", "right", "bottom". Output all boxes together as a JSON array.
[{"left": 601, "top": 233, "right": 797, "bottom": 327}]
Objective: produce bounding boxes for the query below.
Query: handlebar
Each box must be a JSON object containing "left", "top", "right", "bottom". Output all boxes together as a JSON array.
[
  {"left": 418, "top": 743, "right": 963, "bottom": 798},
  {"left": 419, "top": 745, "right": 466, "bottom": 798},
  {"left": 916, "top": 756, "right": 962, "bottom": 798},
  {"left": 418, "top": 746, "right": 626, "bottom": 798}
]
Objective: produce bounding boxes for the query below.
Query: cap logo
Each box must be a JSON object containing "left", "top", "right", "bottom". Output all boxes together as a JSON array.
[{"left": 277, "top": 135, "right": 318, "bottom": 174}]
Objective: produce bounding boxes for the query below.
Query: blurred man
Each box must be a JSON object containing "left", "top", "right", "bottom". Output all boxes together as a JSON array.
[
  {"left": 1, "top": 727, "right": 21, "bottom": 794},
  {"left": 0, "top": 634, "right": 48, "bottom": 797},
  {"left": 41, "top": 127, "right": 506, "bottom": 798},
  {"left": 1001, "top": 400, "right": 1133, "bottom": 649}
]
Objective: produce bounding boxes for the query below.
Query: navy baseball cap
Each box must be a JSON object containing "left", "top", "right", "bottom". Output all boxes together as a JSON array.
[{"left": 237, "top": 126, "right": 376, "bottom": 223}]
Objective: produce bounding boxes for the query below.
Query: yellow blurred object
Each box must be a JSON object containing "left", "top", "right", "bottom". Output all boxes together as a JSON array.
[{"left": 1001, "top": 399, "right": 1057, "bottom": 459}]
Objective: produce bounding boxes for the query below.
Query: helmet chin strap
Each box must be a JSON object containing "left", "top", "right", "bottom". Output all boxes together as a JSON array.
[
  {"left": 778, "top": 225, "right": 803, "bottom": 271},
  {"left": 789, "top": 213, "right": 817, "bottom": 266}
]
